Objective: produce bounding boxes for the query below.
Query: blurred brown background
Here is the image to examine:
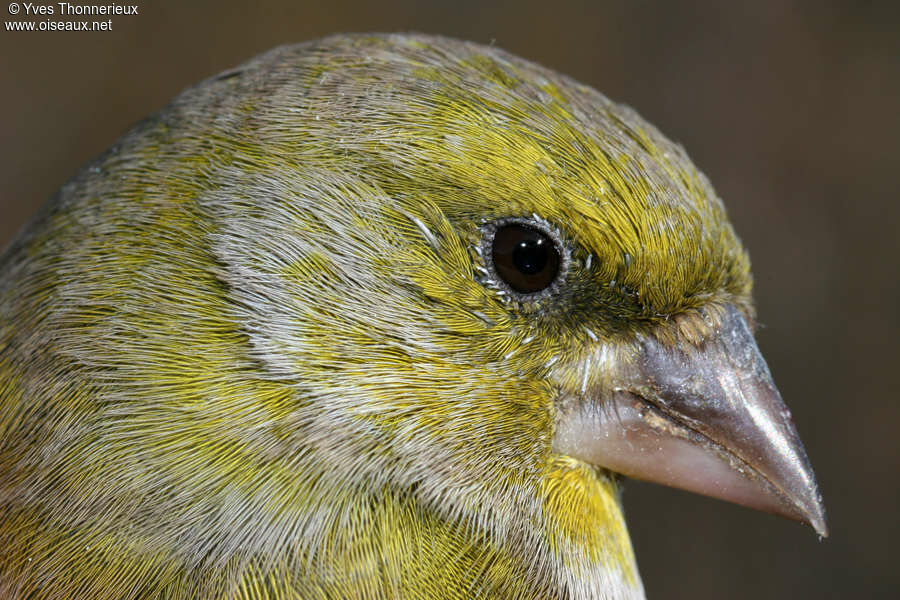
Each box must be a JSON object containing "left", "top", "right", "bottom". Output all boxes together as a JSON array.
[{"left": 1, "top": 1, "right": 897, "bottom": 598}]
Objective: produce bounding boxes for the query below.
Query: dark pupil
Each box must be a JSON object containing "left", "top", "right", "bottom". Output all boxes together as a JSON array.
[
  {"left": 491, "top": 224, "right": 560, "bottom": 294},
  {"left": 513, "top": 239, "right": 549, "bottom": 274}
]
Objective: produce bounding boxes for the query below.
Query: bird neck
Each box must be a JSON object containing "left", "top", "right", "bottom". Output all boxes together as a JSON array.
[{"left": 538, "top": 455, "right": 645, "bottom": 599}]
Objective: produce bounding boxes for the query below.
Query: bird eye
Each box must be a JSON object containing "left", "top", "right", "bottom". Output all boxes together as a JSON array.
[{"left": 489, "top": 222, "right": 562, "bottom": 294}]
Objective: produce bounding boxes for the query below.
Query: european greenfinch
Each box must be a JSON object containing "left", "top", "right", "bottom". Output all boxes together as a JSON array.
[{"left": 0, "top": 33, "right": 825, "bottom": 599}]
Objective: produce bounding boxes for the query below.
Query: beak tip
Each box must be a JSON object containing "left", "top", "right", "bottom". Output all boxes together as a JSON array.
[
  {"left": 805, "top": 496, "right": 829, "bottom": 538},
  {"left": 813, "top": 519, "right": 829, "bottom": 539},
  {"left": 782, "top": 477, "right": 827, "bottom": 537}
]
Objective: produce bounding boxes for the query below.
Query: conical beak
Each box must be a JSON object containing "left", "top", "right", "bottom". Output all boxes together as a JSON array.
[{"left": 553, "top": 304, "right": 827, "bottom": 536}]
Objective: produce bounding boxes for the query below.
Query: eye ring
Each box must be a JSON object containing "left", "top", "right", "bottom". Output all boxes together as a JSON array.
[{"left": 481, "top": 217, "right": 568, "bottom": 299}]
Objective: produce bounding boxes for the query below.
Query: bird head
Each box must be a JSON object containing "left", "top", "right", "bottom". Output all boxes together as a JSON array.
[{"left": 0, "top": 33, "right": 825, "bottom": 598}]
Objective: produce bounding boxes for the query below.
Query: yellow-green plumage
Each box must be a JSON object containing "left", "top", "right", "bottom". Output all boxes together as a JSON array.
[{"left": 0, "top": 33, "right": 759, "bottom": 599}]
